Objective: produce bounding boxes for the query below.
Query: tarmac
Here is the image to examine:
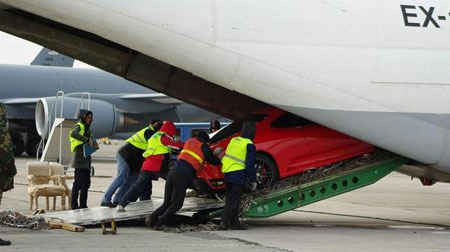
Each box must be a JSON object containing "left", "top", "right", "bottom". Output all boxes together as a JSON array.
[{"left": 1, "top": 140, "right": 450, "bottom": 251}]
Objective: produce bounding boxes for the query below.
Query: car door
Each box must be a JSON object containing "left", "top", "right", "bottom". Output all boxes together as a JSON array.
[
  {"left": 264, "top": 111, "right": 317, "bottom": 178},
  {"left": 303, "top": 125, "right": 373, "bottom": 166}
]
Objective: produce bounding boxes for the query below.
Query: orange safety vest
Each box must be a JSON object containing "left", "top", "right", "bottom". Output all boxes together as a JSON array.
[{"left": 178, "top": 138, "right": 205, "bottom": 172}]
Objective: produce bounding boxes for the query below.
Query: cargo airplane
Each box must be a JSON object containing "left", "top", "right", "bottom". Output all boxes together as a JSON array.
[
  {"left": 0, "top": 47, "right": 222, "bottom": 157},
  {"left": 0, "top": 1, "right": 449, "bottom": 185}
]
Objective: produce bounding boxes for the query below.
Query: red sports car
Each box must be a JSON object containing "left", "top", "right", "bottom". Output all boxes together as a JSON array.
[{"left": 194, "top": 106, "right": 375, "bottom": 193}]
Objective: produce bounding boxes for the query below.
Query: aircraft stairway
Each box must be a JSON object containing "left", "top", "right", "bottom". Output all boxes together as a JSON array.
[
  {"left": 39, "top": 117, "right": 77, "bottom": 166},
  {"left": 37, "top": 91, "right": 92, "bottom": 173}
]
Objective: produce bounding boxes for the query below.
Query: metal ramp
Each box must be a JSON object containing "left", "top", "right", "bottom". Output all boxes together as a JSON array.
[
  {"left": 40, "top": 198, "right": 224, "bottom": 226},
  {"left": 40, "top": 156, "right": 408, "bottom": 226},
  {"left": 210, "top": 156, "right": 409, "bottom": 218}
]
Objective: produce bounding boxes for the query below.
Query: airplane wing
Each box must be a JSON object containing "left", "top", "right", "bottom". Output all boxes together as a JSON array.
[
  {"left": 1, "top": 98, "right": 39, "bottom": 120},
  {"left": 1, "top": 97, "right": 39, "bottom": 105},
  {"left": 119, "top": 93, "right": 182, "bottom": 105}
]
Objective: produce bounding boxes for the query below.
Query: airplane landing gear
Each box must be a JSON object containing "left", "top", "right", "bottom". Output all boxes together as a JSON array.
[{"left": 11, "top": 133, "right": 25, "bottom": 157}]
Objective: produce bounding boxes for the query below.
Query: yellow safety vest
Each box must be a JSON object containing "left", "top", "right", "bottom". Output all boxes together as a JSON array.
[
  {"left": 221, "top": 136, "right": 253, "bottom": 173},
  {"left": 126, "top": 126, "right": 154, "bottom": 150},
  {"left": 142, "top": 131, "right": 171, "bottom": 158},
  {"left": 69, "top": 122, "right": 85, "bottom": 153}
]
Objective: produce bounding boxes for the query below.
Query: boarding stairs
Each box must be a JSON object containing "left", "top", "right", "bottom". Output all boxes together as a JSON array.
[
  {"left": 38, "top": 91, "right": 92, "bottom": 172},
  {"left": 39, "top": 117, "right": 77, "bottom": 165}
]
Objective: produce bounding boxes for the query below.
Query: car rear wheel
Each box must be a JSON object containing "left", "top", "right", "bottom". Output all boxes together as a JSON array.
[{"left": 255, "top": 153, "right": 279, "bottom": 188}]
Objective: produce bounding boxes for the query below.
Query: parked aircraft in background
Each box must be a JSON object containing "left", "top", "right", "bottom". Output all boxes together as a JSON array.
[
  {"left": 0, "top": 47, "right": 224, "bottom": 157},
  {"left": 30, "top": 47, "right": 74, "bottom": 67},
  {"left": 1, "top": 1, "right": 450, "bottom": 185}
]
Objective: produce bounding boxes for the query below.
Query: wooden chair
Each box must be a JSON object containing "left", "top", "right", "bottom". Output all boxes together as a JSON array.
[
  {"left": 27, "top": 161, "right": 68, "bottom": 210},
  {"left": 49, "top": 162, "right": 72, "bottom": 209}
]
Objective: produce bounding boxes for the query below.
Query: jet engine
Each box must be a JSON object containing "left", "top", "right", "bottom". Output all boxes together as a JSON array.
[{"left": 35, "top": 97, "right": 124, "bottom": 139}]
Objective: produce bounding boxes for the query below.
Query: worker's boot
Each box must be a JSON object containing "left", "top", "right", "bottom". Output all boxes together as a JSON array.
[
  {"left": 116, "top": 205, "right": 125, "bottom": 212},
  {"left": 0, "top": 238, "right": 11, "bottom": 246},
  {"left": 218, "top": 220, "right": 230, "bottom": 231},
  {"left": 231, "top": 221, "right": 248, "bottom": 230},
  {"left": 152, "top": 218, "right": 167, "bottom": 231},
  {"left": 144, "top": 216, "right": 155, "bottom": 228}
]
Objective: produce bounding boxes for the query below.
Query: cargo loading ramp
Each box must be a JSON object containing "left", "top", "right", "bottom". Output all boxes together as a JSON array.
[
  {"left": 41, "top": 153, "right": 408, "bottom": 226},
  {"left": 40, "top": 197, "right": 224, "bottom": 226},
  {"left": 209, "top": 155, "right": 409, "bottom": 218}
]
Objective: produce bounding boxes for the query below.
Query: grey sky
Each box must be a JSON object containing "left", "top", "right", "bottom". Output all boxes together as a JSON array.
[{"left": 0, "top": 31, "right": 92, "bottom": 68}]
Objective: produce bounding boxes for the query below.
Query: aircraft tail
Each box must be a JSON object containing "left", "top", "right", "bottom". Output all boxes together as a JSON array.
[{"left": 31, "top": 47, "right": 74, "bottom": 67}]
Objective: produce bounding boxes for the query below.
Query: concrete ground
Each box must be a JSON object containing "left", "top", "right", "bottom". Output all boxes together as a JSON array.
[{"left": 1, "top": 141, "right": 450, "bottom": 251}]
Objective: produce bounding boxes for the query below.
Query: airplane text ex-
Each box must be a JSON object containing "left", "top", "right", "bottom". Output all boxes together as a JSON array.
[{"left": 401, "top": 5, "right": 448, "bottom": 28}]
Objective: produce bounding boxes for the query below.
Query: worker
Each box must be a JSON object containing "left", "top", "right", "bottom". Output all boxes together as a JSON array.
[
  {"left": 209, "top": 120, "right": 221, "bottom": 133},
  {"left": 0, "top": 104, "right": 16, "bottom": 246},
  {"left": 145, "top": 131, "right": 223, "bottom": 230},
  {"left": 69, "top": 109, "right": 99, "bottom": 209},
  {"left": 116, "top": 121, "right": 184, "bottom": 212},
  {"left": 219, "top": 121, "right": 257, "bottom": 230},
  {"left": 101, "top": 120, "right": 163, "bottom": 207}
]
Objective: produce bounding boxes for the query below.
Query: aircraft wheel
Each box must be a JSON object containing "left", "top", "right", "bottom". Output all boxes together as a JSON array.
[
  {"left": 26, "top": 138, "right": 41, "bottom": 158},
  {"left": 11, "top": 133, "right": 25, "bottom": 157},
  {"left": 255, "top": 153, "right": 279, "bottom": 188}
]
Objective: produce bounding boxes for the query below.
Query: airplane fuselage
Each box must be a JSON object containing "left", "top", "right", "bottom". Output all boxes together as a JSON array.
[
  {"left": 0, "top": 64, "right": 150, "bottom": 99},
  {"left": 1, "top": 1, "right": 450, "bottom": 180}
]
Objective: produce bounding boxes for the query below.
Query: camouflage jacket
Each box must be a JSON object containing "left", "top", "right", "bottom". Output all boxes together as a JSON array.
[{"left": 0, "top": 104, "right": 17, "bottom": 192}]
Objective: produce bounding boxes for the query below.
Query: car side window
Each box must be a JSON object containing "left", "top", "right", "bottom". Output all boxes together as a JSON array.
[
  {"left": 210, "top": 113, "right": 266, "bottom": 143},
  {"left": 271, "top": 112, "right": 313, "bottom": 128}
]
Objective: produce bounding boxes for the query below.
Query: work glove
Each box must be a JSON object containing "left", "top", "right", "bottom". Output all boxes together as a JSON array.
[{"left": 213, "top": 147, "right": 225, "bottom": 159}]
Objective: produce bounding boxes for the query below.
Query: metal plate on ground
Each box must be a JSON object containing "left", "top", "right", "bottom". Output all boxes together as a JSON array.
[{"left": 40, "top": 197, "right": 224, "bottom": 226}]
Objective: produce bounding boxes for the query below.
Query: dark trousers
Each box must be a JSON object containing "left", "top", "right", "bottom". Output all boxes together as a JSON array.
[
  {"left": 150, "top": 169, "right": 190, "bottom": 224},
  {"left": 119, "top": 171, "right": 154, "bottom": 207},
  {"left": 220, "top": 183, "right": 244, "bottom": 226},
  {"left": 138, "top": 178, "right": 152, "bottom": 201},
  {"left": 72, "top": 169, "right": 91, "bottom": 209}
]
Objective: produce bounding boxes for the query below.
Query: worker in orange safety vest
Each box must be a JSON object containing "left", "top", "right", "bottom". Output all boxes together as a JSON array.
[{"left": 145, "top": 131, "right": 222, "bottom": 230}]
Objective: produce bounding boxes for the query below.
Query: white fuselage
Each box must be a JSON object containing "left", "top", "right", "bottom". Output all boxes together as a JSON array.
[{"left": 3, "top": 0, "right": 450, "bottom": 173}]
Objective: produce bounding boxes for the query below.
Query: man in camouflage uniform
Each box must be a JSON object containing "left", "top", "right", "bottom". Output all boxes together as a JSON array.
[{"left": 0, "top": 103, "right": 16, "bottom": 246}]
